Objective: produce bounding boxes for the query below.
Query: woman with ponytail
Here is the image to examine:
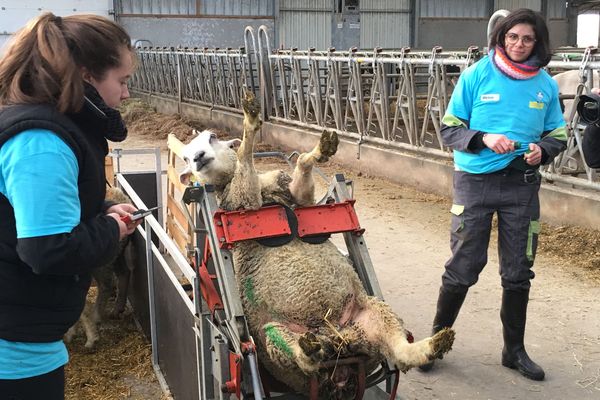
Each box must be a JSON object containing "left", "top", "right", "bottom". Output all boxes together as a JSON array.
[
  {"left": 419, "top": 9, "right": 567, "bottom": 381},
  {"left": 0, "top": 13, "right": 140, "bottom": 399}
]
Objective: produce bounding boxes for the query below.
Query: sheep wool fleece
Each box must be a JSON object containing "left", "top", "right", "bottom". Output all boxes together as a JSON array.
[{"left": 0, "top": 104, "right": 120, "bottom": 343}]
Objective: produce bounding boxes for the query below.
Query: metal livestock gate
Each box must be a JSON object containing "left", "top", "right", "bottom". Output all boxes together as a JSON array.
[{"left": 129, "top": 25, "right": 600, "bottom": 190}]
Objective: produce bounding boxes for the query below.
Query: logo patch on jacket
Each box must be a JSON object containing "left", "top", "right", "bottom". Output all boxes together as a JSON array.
[
  {"left": 529, "top": 91, "right": 545, "bottom": 109},
  {"left": 529, "top": 101, "right": 544, "bottom": 109}
]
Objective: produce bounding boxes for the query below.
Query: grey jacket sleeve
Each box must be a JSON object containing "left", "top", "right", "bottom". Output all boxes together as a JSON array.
[
  {"left": 538, "top": 126, "right": 568, "bottom": 165},
  {"left": 440, "top": 114, "right": 486, "bottom": 153}
]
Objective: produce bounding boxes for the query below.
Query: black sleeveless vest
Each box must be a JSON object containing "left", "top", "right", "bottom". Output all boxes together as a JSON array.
[{"left": 0, "top": 104, "right": 116, "bottom": 342}]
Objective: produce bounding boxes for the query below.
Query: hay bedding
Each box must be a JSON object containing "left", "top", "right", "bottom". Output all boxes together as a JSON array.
[
  {"left": 65, "top": 287, "right": 169, "bottom": 400},
  {"left": 539, "top": 225, "right": 600, "bottom": 284}
]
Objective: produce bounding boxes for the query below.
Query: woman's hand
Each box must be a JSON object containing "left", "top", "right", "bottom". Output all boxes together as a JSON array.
[
  {"left": 482, "top": 134, "right": 518, "bottom": 154},
  {"left": 524, "top": 143, "right": 542, "bottom": 166},
  {"left": 106, "top": 203, "right": 140, "bottom": 239}
]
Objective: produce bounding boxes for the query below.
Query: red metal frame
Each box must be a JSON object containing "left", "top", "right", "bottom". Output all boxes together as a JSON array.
[
  {"left": 223, "top": 352, "right": 242, "bottom": 398},
  {"left": 193, "top": 236, "right": 224, "bottom": 315},
  {"left": 213, "top": 205, "right": 292, "bottom": 249},
  {"left": 223, "top": 342, "right": 258, "bottom": 399},
  {"left": 295, "top": 200, "right": 364, "bottom": 238},
  {"left": 309, "top": 357, "right": 367, "bottom": 400},
  {"left": 213, "top": 200, "right": 364, "bottom": 249},
  {"left": 309, "top": 357, "right": 401, "bottom": 400}
]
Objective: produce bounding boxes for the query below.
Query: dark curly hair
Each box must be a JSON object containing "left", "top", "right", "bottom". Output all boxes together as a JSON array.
[{"left": 489, "top": 8, "right": 552, "bottom": 66}]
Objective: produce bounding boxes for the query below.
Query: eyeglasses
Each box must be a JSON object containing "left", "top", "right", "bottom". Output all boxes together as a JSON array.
[{"left": 505, "top": 32, "right": 536, "bottom": 47}]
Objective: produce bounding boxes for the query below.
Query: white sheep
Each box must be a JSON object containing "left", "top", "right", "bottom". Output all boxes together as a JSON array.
[
  {"left": 179, "top": 93, "right": 455, "bottom": 397},
  {"left": 64, "top": 187, "right": 137, "bottom": 349}
]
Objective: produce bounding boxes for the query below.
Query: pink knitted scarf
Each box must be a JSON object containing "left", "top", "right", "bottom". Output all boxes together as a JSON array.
[{"left": 492, "top": 46, "right": 541, "bottom": 80}]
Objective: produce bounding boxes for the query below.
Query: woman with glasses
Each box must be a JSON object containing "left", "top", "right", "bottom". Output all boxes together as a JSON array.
[{"left": 419, "top": 8, "right": 567, "bottom": 381}]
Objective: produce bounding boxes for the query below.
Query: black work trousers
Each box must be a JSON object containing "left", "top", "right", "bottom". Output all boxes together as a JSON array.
[
  {"left": 442, "top": 169, "right": 541, "bottom": 292},
  {"left": 0, "top": 366, "right": 64, "bottom": 400}
]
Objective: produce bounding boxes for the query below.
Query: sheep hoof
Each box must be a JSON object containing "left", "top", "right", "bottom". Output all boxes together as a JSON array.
[
  {"left": 242, "top": 91, "right": 260, "bottom": 119},
  {"left": 299, "top": 332, "right": 321, "bottom": 357},
  {"left": 84, "top": 340, "right": 98, "bottom": 352},
  {"left": 429, "top": 327, "right": 455, "bottom": 360},
  {"left": 395, "top": 362, "right": 410, "bottom": 374},
  {"left": 318, "top": 130, "right": 339, "bottom": 162},
  {"left": 64, "top": 328, "right": 76, "bottom": 344}
]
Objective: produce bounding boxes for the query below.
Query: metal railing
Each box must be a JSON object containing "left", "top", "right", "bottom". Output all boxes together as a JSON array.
[
  {"left": 131, "top": 46, "right": 258, "bottom": 112},
  {"left": 129, "top": 28, "right": 600, "bottom": 189}
]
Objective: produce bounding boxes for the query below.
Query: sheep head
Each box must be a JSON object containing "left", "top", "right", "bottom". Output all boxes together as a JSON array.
[{"left": 179, "top": 129, "right": 241, "bottom": 187}]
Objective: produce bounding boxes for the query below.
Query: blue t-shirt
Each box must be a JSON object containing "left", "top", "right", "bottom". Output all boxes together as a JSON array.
[
  {"left": 0, "top": 339, "right": 68, "bottom": 379},
  {"left": 0, "top": 129, "right": 80, "bottom": 379},
  {"left": 447, "top": 56, "right": 565, "bottom": 173}
]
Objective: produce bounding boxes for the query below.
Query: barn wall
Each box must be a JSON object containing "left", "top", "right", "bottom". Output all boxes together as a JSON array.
[
  {"left": 416, "top": 0, "right": 569, "bottom": 49},
  {"left": 417, "top": 18, "right": 489, "bottom": 49},
  {"left": 119, "top": 16, "right": 274, "bottom": 48},
  {"left": 277, "top": 0, "right": 331, "bottom": 50},
  {"left": 0, "top": 0, "right": 111, "bottom": 53},
  {"left": 360, "top": 0, "right": 411, "bottom": 49}
]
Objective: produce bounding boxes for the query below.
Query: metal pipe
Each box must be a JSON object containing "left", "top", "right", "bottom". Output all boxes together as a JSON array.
[
  {"left": 154, "top": 147, "right": 164, "bottom": 229},
  {"left": 487, "top": 9, "right": 509, "bottom": 50},
  {"left": 540, "top": 171, "right": 600, "bottom": 192},
  {"left": 247, "top": 352, "right": 264, "bottom": 399},
  {"left": 268, "top": 116, "right": 451, "bottom": 159},
  {"left": 144, "top": 217, "right": 159, "bottom": 366}
]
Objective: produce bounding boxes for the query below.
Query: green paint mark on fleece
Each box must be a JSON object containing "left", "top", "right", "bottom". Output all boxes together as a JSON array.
[
  {"left": 264, "top": 324, "right": 293, "bottom": 357},
  {"left": 244, "top": 277, "right": 256, "bottom": 304}
]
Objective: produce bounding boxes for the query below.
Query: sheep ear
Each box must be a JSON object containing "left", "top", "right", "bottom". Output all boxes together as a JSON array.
[
  {"left": 179, "top": 166, "right": 193, "bottom": 186},
  {"left": 192, "top": 129, "right": 200, "bottom": 136},
  {"left": 224, "top": 138, "right": 242, "bottom": 149}
]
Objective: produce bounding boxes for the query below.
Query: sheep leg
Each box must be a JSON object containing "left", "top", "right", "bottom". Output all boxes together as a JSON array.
[
  {"left": 92, "top": 271, "right": 114, "bottom": 323},
  {"left": 112, "top": 266, "right": 130, "bottom": 317},
  {"left": 290, "top": 130, "right": 339, "bottom": 206},
  {"left": 352, "top": 297, "right": 455, "bottom": 372},
  {"left": 65, "top": 302, "right": 99, "bottom": 349},
  {"left": 111, "top": 245, "right": 134, "bottom": 317},
  {"left": 262, "top": 322, "right": 326, "bottom": 375},
  {"left": 80, "top": 311, "right": 99, "bottom": 349},
  {"left": 64, "top": 324, "right": 78, "bottom": 343},
  {"left": 226, "top": 92, "right": 263, "bottom": 210},
  {"left": 239, "top": 91, "right": 261, "bottom": 165}
]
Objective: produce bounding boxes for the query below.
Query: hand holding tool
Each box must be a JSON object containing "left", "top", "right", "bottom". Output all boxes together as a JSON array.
[{"left": 120, "top": 206, "right": 159, "bottom": 224}]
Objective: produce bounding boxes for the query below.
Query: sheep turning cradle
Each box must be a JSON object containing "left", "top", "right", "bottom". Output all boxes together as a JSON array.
[{"left": 178, "top": 93, "right": 455, "bottom": 398}]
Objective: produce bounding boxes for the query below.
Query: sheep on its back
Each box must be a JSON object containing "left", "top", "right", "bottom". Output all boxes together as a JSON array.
[{"left": 179, "top": 93, "right": 455, "bottom": 398}]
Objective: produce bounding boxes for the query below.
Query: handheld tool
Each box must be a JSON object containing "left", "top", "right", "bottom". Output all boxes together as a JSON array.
[
  {"left": 513, "top": 141, "right": 532, "bottom": 154},
  {"left": 121, "top": 206, "right": 160, "bottom": 224}
]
